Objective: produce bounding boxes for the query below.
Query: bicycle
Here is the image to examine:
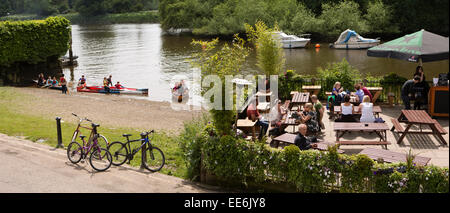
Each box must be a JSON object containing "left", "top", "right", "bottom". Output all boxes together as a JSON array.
[
  {"left": 67, "top": 120, "right": 112, "bottom": 172},
  {"left": 108, "top": 130, "right": 165, "bottom": 172},
  {"left": 70, "top": 113, "right": 109, "bottom": 149}
]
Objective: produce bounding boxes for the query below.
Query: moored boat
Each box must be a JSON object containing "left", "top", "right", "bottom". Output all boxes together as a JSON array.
[
  {"left": 77, "top": 86, "right": 149, "bottom": 95},
  {"left": 272, "top": 31, "right": 311, "bottom": 49},
  {"left": 330, "top": 29, "right": 380, "bottom": 49}
]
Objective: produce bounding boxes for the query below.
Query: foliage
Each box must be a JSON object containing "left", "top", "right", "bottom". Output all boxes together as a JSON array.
[
  {"left": 364, "top": 0, "right": 398, "bottom": 34},
  {"left": 74, "top": 0, "right": 108, "bottom": 16},
  {"left": 317, "top": 58, "right": 362, "bottom": 95},
  {"left": 181, "top": 122, "right": 449, "bottom": 192},
  {"left": 278, "top": 70, "right": 305, "bottom": 100},
  {"left": 245, "top": 21, "right": 285, "bottom": 76},
  {"left": 318, "top": 1, "right": 368, "bottom": 37},
  {"left": 190, "top": 35, "right": 250, "bottom": 136},
  {"left": 0, "top": 16, "right": 71, "bottom": 66}
]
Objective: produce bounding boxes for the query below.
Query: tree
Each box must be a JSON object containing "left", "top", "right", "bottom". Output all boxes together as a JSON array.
[
  {"left": 319, "top": 1, "right": 368, "bottom": 37},
  {"left": 246, "top": 21, "right": 285, "bottom": 76},
  {"left": 364, "top": 0, "right": 398, "bottom": 34},
  {"left": 74, "top": 0, "right": 107, "bottom": 16}
]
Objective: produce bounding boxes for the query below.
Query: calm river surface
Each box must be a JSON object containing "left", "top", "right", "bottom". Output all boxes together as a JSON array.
[{"left": 63, "top": 24, "right": 449, "bottom": 103}]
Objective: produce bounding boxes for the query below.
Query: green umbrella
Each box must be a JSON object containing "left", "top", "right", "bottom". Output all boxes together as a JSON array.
[{"left": 367, "top": 29, "right": 449, "bottom": 65}]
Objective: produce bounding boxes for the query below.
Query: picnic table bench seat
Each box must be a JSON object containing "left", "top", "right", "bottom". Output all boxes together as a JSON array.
[
  {"left": 360, "top": 148, "right": 431, "bottom": 166},
  {"left": 271, "top": 133, "right": 344, "bottom": 153},
  {"left": 390, "top": 118, "right": 405, "bottom": 133},
  {"left": 336, "top": 141, "right": 391, "bottom": 146},
  {"left": 432, "top": 119, "right": 448, "bottom": 134}
]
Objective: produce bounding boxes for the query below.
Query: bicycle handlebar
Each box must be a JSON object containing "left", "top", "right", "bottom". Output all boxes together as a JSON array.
[{"left": 72, "top": 113, "right": 92, "bottom": 123}]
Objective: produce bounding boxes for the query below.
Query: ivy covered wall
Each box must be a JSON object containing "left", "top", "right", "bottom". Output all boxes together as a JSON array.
[{"left": 0, "top": 16, "right": 71, "bottom": 85}]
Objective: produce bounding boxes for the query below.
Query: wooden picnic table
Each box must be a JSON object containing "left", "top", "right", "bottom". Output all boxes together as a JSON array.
[
  {"left": 237, "top": 119, "right": 257, "bottom": 140},
  {"left": 271, "top": 133, "right": 344, "bottom": 153},
  {"left": 334, "top": 105, "right": 382, "bottom": 118},
  {"left": 290, "top": 92, "right": 310, "bottom": 109},
  {"left": 360, "top": 148, "right": 431, "bottom": 166},
  {"left": 366, "top": 87, "right": 383, "bottom": 103},
  {"left": 334, "top": 122, "right": 391, "bottom": 149},
  {"left": 391, "top": 110, "right": 448, "bottom": 145},
  {"left": 302, "top": 85, "right": 321, "bottom": 96},
  {"left": 280, "top": 113, "right": 299, "bottom": 132}
]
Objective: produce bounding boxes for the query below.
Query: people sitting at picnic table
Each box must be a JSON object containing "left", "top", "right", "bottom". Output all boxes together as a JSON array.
[
  {"left": 294, "top": 124, "right": 318, "bottom": 151},
  {"left": 299, "top": 103, "right": 320, "bottom": 133},
  {"left": 401, "top": 75, "right": 422, "bottom": 110},
  {"left": 78, "top": 75, "right": 87, "bottom": 88},
  {"left": 354, "top": 83, "right": 365, "bottom": 103},
  {"left": 268, "top": 100, "right": 288, "bottom": 137},
  {"left": 336, "top": 94, "right": 357, "bottom": 122},
  {"left": 358, "top": 95, "right": 375, "bottom": 123},
  {"left": 360, "top": 82, "right": 373, "bottom": 102},
  {"left": 247, "top": 97, "right": 269, "bottom": 140},
  {"left": 311, "top": 95, "right": 325, "bottom": 130},
  {"left": 413, "top": 66, "right": 430, "bottom": 109},
  {"left": 51, "top": 77, "right": 58, "bottom": 87}
]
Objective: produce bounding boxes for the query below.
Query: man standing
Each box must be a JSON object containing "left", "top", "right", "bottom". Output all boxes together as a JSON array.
[
  {"left": 107, "top": 75, "right": 113, "bottom": 87},
  {"left": 294, "top": 124, "right": 317, "bottom": 151},
  {"left": 401, "top": 76, "right": 421, "bottom": 110},
  {"left": 103, "top": 77, "right": 110, "bottom": 94},
  {"left": 60, "top": 74, "right": 68, "bottom": 95}
]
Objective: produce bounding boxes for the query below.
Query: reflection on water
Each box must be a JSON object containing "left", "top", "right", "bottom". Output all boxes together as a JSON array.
[{"left": 64, "top": 24, "right": 449, "bottom": 103}]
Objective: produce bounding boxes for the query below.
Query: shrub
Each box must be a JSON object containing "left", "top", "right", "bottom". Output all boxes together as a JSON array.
[
  {"left": 0, "top": 16, "right": 71, "bottom": 66},
  {"left": 317, "top": 58, "right": 362, "bottom": 96},
  {"left": 364, "top": 0, "right": 399, "bottom": 34}
]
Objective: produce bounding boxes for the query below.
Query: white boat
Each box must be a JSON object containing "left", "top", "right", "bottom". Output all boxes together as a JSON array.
[
  {"left": 330, "top": 29, "right": 380, "bottom": 49},
  {"left": 272, "top": 31, "right": 311, "bottom": 49}
]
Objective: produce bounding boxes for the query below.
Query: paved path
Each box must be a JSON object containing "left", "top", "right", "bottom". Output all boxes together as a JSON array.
[{"left": 0, "top": 134, "right": 216, "bottom": 193}]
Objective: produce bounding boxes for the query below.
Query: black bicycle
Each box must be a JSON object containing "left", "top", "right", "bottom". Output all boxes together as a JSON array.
[{"left": 107, "top": 130, "right": 165, "bottom": 172}]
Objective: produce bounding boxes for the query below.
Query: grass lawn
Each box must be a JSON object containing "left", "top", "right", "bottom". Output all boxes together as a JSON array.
[{"left": 0, "top": 87, "right": 187, "bottom": 178}]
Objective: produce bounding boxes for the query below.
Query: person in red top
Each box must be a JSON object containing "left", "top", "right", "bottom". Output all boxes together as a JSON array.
[
  {"left": 246, "top": 97, "right": 269, "bottom": 140},
  {"left": 360, "top": 82, "right": 373, "bottom": 102},
  {"left": 115, "top": 81, "right": 123, "bottom": 89},
  {"left": 59, "top": 74, "right": 68, "bottom": 94}
]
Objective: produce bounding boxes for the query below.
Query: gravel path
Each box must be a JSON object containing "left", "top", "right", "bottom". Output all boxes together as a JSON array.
[{"left": 12, "top": 87, "right": 203, "bottom": 132}]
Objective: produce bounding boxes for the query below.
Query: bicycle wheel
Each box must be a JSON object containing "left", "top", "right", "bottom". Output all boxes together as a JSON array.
[
  {"left": 89, "top": 147, "right": 112, "bottom": 172},
  {"left": 96, "top": 134, "right": 109, "bottom": 150},
  {"left": 142, "top": 146, "right": 165, "bottom": 172},
  {"left": 108, "top": 141, "right": 128, "bottom": 166},
  {"left": 67, "top": 141, "right": 83, "bottom": 164}
]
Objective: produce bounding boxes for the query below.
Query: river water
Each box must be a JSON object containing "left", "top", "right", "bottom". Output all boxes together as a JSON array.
[{"left": 63, "top": 24, "right": 449, "bottom": 103}]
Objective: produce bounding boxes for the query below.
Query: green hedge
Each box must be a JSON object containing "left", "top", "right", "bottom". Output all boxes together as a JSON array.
[
  {"left": 0, "top": 16, "right": 71, "bottom": 66},
  {"left": 179, "top": 119, "right": 449, "bottom": 193}
]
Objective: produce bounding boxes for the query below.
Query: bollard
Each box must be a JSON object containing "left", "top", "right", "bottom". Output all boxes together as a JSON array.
[
  {"left": 140, "top": 134, "right": 147, "bottom": 170},
  {"left": 56, "top": 117, "right": 64, "bottom": 148}
]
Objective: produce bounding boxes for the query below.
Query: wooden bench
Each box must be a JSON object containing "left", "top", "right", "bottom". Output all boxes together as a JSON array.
[
  {"left": 360, "top": 148, "right": 431, "bottom": 166},
  {"left": 432, "top": 119, "right": 448, "bottom": 134},
  {"left": 272, "top": 133, "right": 344, "bottom": 153},
  {"left": 390, "top": 118, "right": 405, "bottom": 133},
  {"left": 337, "top": 141, "right": 391, "bottom": 149}
]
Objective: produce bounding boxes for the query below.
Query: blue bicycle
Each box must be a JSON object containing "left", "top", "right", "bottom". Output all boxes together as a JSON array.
[{"left": 107, "top": 130, "right": 165, "bottom": 172}]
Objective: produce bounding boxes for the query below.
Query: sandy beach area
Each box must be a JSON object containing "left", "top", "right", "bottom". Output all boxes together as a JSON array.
[{"left": 10, "top": 87, "right": 203, "bottom": 132}]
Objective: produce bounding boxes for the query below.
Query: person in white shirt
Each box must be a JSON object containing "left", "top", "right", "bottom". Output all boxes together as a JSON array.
[{"left": 358, "top": 95, "right": 375, "bottom": 123}]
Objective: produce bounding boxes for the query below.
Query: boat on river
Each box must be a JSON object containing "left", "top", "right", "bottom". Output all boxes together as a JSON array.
[
  {"left": 77, "top": 86, "right": 149, "bottom": 95},
  {"left": 330, "top": 29, "right": 380, "bottom": 49},
  {"left": 272, "top": 31, "right": 311, "bottom": 49}
]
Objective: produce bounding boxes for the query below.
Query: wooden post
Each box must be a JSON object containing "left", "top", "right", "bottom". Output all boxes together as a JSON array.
[{"left": 69, "top": 32, "right": 74, "bottom": 66}]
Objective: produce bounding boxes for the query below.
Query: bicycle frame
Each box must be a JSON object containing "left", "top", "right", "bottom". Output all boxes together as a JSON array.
[{"left": 123, "top": 133, "right": 154, "bottom": 162}]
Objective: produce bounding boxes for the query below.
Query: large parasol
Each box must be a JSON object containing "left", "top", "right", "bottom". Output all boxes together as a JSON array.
[{"left": 367, "top": 29, "right": 449, "bottom": 65}]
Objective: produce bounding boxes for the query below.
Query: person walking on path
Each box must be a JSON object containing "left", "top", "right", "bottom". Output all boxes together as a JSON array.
[{"left": 60, "top": 74, "right": 68, "bottom": 94}]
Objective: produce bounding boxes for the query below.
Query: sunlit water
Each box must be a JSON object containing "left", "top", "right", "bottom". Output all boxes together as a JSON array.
[{"left": 64, "top": 24, "right": 449, "bottom": 104}]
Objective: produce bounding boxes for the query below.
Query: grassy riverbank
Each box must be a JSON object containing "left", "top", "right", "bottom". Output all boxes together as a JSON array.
[
  {"left": 0, "top": 11, "right": 159, "bottom": 24},
  {"left": 0, "top": 87, "right": 186, "bottom": 178}
]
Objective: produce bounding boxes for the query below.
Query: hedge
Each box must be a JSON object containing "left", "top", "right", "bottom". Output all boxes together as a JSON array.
[
  {"left": 179, "top": 119, "right": 449, "bottom": 193},
  {"left": 0, "top": 16, "right": 71, "bottom": 66}
]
